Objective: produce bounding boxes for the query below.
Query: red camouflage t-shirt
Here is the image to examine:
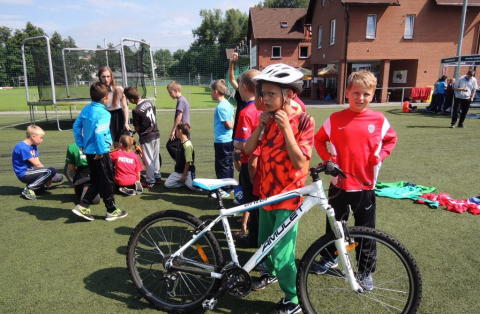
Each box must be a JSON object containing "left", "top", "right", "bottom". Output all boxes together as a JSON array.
[{"left": 257, "top": 111, "right": 315, "bottom": 210}]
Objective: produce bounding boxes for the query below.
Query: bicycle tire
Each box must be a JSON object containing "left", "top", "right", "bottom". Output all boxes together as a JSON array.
[
  {"left": 297, "top": 226, "right": 422, "bottom": 314},
  {"left": 64, "top": 163, "right": 74, "bottom": 183},
  {"left": 126, "top": 210, "right": 224, "bottom": 312}
]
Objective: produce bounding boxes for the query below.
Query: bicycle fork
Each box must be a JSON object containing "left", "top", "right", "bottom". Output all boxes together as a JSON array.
[{"left": 325, "top": 206, "right": 363, "bottom": 293}]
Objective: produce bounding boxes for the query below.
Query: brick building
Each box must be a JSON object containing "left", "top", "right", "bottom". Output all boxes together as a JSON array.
[
  {"left": 305, "top": 0, "right": 480, "bottom": 103},
  {"left": 248, "top": 7, "right": 312, "bottom": 72}
]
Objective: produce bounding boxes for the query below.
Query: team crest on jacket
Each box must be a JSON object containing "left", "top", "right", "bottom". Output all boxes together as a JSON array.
[{"left": 368, "top": 124, "right": 375, "bottom": 133}]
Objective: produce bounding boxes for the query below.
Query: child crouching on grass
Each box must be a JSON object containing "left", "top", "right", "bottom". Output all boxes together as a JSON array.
[
  {"left": 244, "top": 64, "right": 315, "bottom": 314},
  {"left": 164, "top": 122, "right": 201, "bottom": 191},
  {"left": 110, "top": 135, "right": 144, "bottom": 196},
  {"left": 12, "top": 125, "right": 63, "bottom": 200}
]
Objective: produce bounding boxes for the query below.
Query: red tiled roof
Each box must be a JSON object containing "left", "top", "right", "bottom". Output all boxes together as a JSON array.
[
  {"left": 435, "top": 0, "right": 480, "bottom": 5},
  {"left": 249, "top": 8, "right": 307, "bottom": 40}
]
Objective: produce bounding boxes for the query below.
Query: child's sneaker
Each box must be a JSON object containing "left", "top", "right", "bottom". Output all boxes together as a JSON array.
[
  {"left": 270, "top": 298, "right": 302, "bottom": 314},
  {"left": 310, "top": 257, "right": 338, "bottom": 274},
  {"left": 72, "top": 204, "right": 94, "bottom": 221},
  {"left": 251, "top": 271, "right": 278, "bottom": 291},
  {"left": 134, "top": 181, "right": 143, "bottom": 194},
  {"left": 22, "top": 187, "right": 37, "bottom": 200},
  {"left": 119, "top": 187, "right": 136, "bottom": 196},
  {"left": 105, "top": 208, "right": 128, "bottom": 221},
  {"left": 269, "top": 298, "right": 301, "bottom": 314}
]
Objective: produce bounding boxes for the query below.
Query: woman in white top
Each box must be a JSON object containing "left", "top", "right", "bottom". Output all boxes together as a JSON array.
[{"left": 97, "top": 66, "right": 131, "bottom": 148}]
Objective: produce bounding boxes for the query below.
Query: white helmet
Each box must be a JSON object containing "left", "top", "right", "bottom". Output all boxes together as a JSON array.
[{"left": 252, "top": 63, "right": 304, "bottom": 93}]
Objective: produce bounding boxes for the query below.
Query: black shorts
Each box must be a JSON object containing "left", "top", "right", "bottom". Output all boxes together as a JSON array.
[{"left": 109, "top": 108, "right": 125, "bottom": 143}]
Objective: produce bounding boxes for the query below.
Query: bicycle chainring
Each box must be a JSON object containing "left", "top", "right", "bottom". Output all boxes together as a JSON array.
[{"left": 221, "top": 265, "right": 252, "bottom": 298}]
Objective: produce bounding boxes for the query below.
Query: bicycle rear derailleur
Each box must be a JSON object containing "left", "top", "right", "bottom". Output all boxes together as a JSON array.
[{"left": 202, "top": 264, "right": 252, "bottom": 310}]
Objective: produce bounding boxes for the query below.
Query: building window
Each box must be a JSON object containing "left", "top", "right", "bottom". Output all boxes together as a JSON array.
[
  {"left": 281, "top": 21, "right": 288, "bottom": 28},
  {"left": 321, "top": 0, "right": 325, "bottom": 7},
  {"left": 330, "top": 19, "right": 336, "bottom": 45},
  {"left": 404, "top": 15, "right": 415, "bottom": 39},
  {"left": 299, "top": 46, "right": 309, "bottom": 58},
  {"left": 366, "top": 15, "right": 377, "bottom": 39},
  {"left": 318, "top": 26, "right": 323, "bottom": 48},
  {"left": 272, "top": 46, "right": 281, "bottom": 58}
]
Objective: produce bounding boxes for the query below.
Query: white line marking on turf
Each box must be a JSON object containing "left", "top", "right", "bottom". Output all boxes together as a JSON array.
[{"left": 0, "top": 116, "right": 64, "bottom": 130}]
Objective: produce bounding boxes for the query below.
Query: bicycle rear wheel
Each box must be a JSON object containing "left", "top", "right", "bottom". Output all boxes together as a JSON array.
[
  {"left": 126, "top": 210, "right": 224, "bottom": 312},
  {"left": 297, "top": 226, "right": 422, "bottom": 314}
]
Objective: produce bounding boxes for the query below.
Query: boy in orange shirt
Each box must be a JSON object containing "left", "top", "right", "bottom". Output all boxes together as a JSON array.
[{"left": 245, "top": 64, "right": 315, "bottom": 314}]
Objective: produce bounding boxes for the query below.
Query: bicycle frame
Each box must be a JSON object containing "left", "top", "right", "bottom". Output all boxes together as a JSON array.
[{"left": 165, "top": 178, "right": 362, "bottom": 292}]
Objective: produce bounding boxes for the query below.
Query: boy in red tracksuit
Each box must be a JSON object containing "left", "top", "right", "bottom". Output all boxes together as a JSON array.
[{"left": 313, "top": 70, "right": 397, "bottom": 291}]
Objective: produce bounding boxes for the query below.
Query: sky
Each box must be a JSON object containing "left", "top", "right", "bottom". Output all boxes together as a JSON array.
[{"left": 0, "top": 0, "right": 256, "bottom": 50}]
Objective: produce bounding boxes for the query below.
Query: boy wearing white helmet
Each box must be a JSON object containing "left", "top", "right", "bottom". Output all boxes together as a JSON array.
[{"left": 245, "top": 63, "right": 315, "bottom": 314}]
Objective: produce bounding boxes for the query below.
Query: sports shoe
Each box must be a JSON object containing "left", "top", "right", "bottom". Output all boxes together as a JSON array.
[
  {"left": 134, "top": 181, "right": 143, "bottom": 194},
  {"left": 105, "top": 208, "right": 128, "bottom": 221},
  {"left": 22, "top": 187, "right": 37, "bottom": 200},
  {"left": 449, "top": 124, "right": 456, "bottom": 128},
  {"left": 310, "top": 257, "right": 338, "bottom": 274},
  {"left": 252, "top": 271, "right": 278, "bottom": 291},
  {"left": 358, "top": 271, "right": 374, "bottom": 291},
  {"left": 142, "top": 182, "right": 156, "bottom": 188},
  {"left": 119, "top": 187, "right": 136, "bottom": 196},
  {"left": 72, "top": 204, "right": 94, "bottom": 221},
  {"left": 254, "top": 261, "right": 267, "bottom": 271},
  {"left": 458, "top": 124, "right": 466, "bottom": 129},
  {"left": 269, "top": 298, "right": 301, "bottom": 314},
  {"left": 210, "top": 188, "right": 231, "bottom": 199}
]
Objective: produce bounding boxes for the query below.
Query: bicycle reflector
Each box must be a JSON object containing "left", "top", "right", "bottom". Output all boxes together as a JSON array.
[
  {"left": 335, "top": 242, "right": 358, "bottom": 255},
  {"left": 196, "top": 244, "right": 210, "bottom": 264}
]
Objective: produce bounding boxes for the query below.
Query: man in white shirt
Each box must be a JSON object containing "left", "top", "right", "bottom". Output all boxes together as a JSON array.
[{"left": 450, "top": 70, "right": 478, "bottom": 128}]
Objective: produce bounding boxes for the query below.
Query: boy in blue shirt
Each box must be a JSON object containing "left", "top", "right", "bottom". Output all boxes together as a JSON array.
[
  {"left": 12, "top": 125, "right": 63, "bottom": 200},
  {"left": 211, "top": 79, "right": 235, "bottom": 196},
  {"left": 72, "top": 82, "right": 127, "bottom": 221}
]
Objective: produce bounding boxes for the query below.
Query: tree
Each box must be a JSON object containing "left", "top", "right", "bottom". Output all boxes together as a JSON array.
[
  {"left": 219, "top": 9, "right": 248, "bottom": 45},
  {"left": 192, "top": 9, "right": 223, "bottom": 47},
  {"left": 256, "top": 0, "right": 309, "bottom": 8},
  {"left": 153, "top": 49, "right": 173, "bottom": 77},
  {"left": 192, "top": 8, "right": 248, "bottom": 46}
]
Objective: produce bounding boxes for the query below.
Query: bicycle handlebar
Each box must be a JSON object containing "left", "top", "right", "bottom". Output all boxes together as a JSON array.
[{"left": 309, "top": 161, "right": 347, "bottom": 181}]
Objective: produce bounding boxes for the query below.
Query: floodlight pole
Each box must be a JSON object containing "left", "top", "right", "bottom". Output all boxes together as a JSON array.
[
  {"left": 455, "top": 0, "right": 468, "bottom": 79},
  {"left": 105, "top": 38, "right": 109, "bottom": 67}
]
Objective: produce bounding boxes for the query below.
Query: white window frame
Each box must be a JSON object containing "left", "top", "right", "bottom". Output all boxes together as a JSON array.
[
  {"left": 272, "top": 46, "right": 281, "bottom": 58},
  {"left": 330, "top": 19, "right": 336, "bottom": 45},
  {"left": 318, "top": 25, "right": 323, "bottom": 48},
  {"left": 321, "top": 0, "right": 325, "bottom": 7},
  {"left": 299, "top": 46, "right": 309, "bottom": 59},
  {"left": 366, "top": 14, "right": 377, "bottom": 39},
  {"left": 404, "top": 15, "right": 415, "bottom": 39}
]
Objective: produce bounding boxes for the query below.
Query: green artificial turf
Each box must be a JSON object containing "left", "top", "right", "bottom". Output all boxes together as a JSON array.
[
  {"left": 0, "top": 85, "right": 218, "bottom": 112},
  {"left": 0, "top": 106, "right": 479, "bottom": 313}
]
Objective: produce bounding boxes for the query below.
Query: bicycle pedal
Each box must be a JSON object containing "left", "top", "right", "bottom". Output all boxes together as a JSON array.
[{"left": 202, "top": 298, "right": 217, "bottom": 310}]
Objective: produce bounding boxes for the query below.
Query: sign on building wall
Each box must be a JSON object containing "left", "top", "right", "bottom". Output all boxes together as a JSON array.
[
  {"left": 392, "top": 70, "right": 407, "bottom": 84},
  {"left": 250, "top": 45, "right": 257, "bottom": 68}
]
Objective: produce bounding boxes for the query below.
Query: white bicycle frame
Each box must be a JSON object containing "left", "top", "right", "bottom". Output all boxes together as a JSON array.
[{"left": 166, "top": 178, "right": 362, "bottom": 292}]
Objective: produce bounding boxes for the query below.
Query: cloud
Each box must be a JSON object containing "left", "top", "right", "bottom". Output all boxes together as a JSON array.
[
  {"left": 0, "top": 0, "right": 32, "bottom": 4},
  {"left": 216, "top": 1, "right": 255, "bottom": 14},
  {"left": 0, "top": 14, "right": 22, "bottom": 19},
  {"left": 38, "top": 4, "right": 87, "bottom": 12}
]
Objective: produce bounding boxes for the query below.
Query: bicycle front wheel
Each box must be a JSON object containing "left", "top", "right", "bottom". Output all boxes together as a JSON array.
[
  {"left": 126, "top": 210, "right": 224, "bottom": 313},
  {"left": 297, "top": 226, "right": 422, "bottom": 314}
]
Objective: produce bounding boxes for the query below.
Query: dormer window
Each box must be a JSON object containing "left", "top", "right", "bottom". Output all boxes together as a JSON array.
[{"left": 281, "top": 21, "right": 288, "bottom": 28}]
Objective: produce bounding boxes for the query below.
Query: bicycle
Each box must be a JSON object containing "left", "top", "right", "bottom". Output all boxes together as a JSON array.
[{"left": 126, "top": 161, "right": 422, "bottom": 313}]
